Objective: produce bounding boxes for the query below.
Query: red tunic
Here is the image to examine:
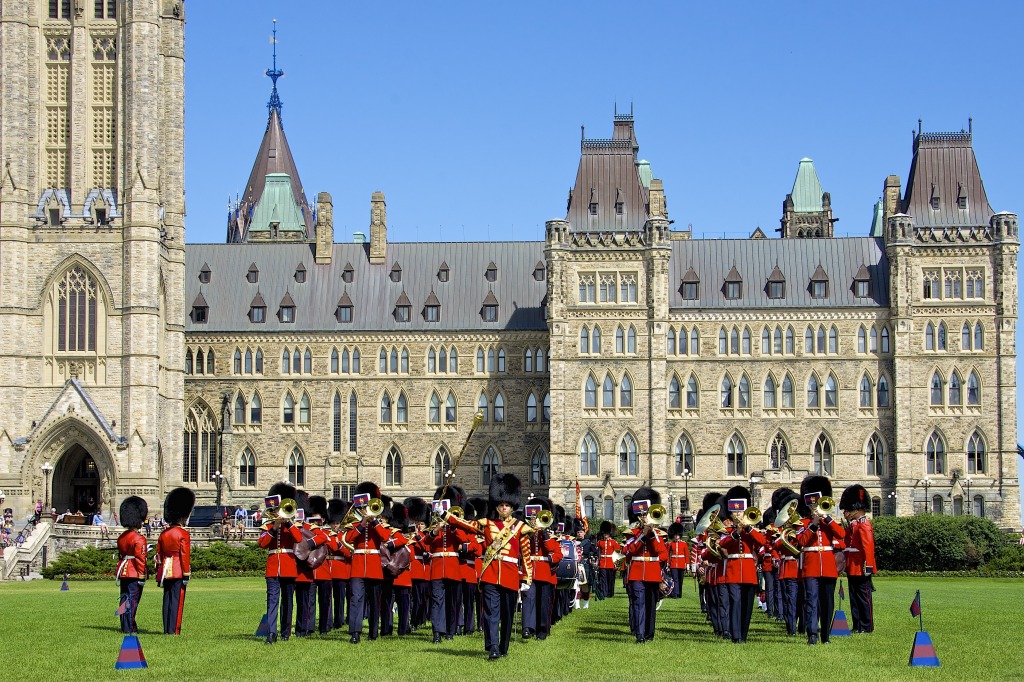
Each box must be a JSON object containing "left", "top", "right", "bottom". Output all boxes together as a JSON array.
[
  {"left": 460, "top": 537, "right": 482, "bottom": 583},
  {"left": 795, "top": 517, "right": 846, "bottom": 579},
  {"left": 156, "top": 525, "right": 191, "bottom": 582},
  {"left": 310, "top": 526, "right": 335, "bottom": 581},
  {"left": 668, "top": 539, "right": 690, "bottom": 570},
  {"left": 718, "top": 526, "right": 766, "bottom": 585},
  {"left": 527, "top": 532, "right": 564, "bottom": 585},
  {"left": 345, "top": 521, "right": 406, "bottom": 580},
  {"left": 392, "top": 531, "right": 414, "bottom": 588},
  {"left": 448, "top": 516, "right": 532, "bottom": 591},
  {"left": 843, "top": 516, "right": 876, "bottom": 576},
  {"left": 407, "top": 533, "right": 426, "bottom": 582},
  {"left": 327, "top": 530, "right": 351, "bottom": 580},
  {"left": 623, "top": 528, "right": 669, "bottom": 583},
  {"left": 597, "top": 538, "right": 621, "bottom": 569},
  {"left": 418, "top": 527, "right": 469, "bottom": 580},
  {"left": 258, "top": 522, "right": 304, "bottom": 578},
  {"left": 116, "top": 530, "right": 148, "bottom": 579}
]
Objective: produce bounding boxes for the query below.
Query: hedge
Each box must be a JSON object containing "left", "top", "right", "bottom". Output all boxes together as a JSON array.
[
  {"left": 41, "top": 542, "right": 266, "bottom": 580},
  {"left": 873, "top": 514, "right": 1010, "bottom": 571}
]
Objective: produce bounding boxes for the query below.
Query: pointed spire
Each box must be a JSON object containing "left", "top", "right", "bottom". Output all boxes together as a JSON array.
[{"left": 266, "top": 19, "right": 284, "bottom": 121}]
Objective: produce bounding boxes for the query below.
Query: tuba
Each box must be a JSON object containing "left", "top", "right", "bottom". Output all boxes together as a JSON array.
[
  {"left": 646, "top": 504, "right": 667, "bottom": 527},
  {"left": 772, "top": 500, "right": 801, "bottom": 556}
]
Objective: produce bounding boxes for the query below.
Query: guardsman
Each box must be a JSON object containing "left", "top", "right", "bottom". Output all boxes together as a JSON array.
[
  {"left": 377, "top": 496, "right": 398, "bottom": 637},
  {"left": 757, "top": 506, "right": 780, "bottom": 622},
  {"left": 292, "top": 490, "right": 316, "bottom": 637},
  {"left": 458, "top": 497, "right": 485, "bottom": 636},
  {"left": 522, "top": 497, "right": 562, "bottom": 640},
  {"left": 770, "top": 487, "right": 801, "bottom": 636},
  {"left": 308, "top": 496, "right": 336, "bottom": 635},
  {"left": 386, "top": 502, "right": 414, "bottom": 636},
  {"left": 116, "top": 496, "right": 149, "bottom": 633},
  {"left": 446, "top": 473, "right": 533, "bottom": 661},
  {"left": 345, "top": 481, "right": 406, "bottom": 644},
  {"left": 596, "top": 521, "right": 621, "bottom": 599},
  {"left": 573, "top": 518, "right": 594, "bottom": 608},
  {"left": 622, "top": 486, "right": 670, "bottom": 644},
  {"left": 327, "top": 499, "right": 351, "bottom": 631},
  {"left": 403, "top": 497, "right": 430, "bottom": 630},
  {"left": 666, "top": 522, "right": 689, "bottom": 599},
  {"left": 795, "top": 475, "right": 846, "bottom": 645},
  {"left": 840, "top": 484, "right": 876, "bottom": 634},
  {"left": 717, "top": 486, "right": 766, "bottom": 643},
  {"left": 420, "top": 485, "right": 467, "bottom": 642},
  {"left": 156, "top": 487, "right": 194, "bottom": 635},
  {"left": 258, "top": 482, "right": 303, "bottom": 644}
]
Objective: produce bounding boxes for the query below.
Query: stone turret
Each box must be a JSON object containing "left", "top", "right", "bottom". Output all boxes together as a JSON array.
[
  {"left": 369, "top": 191, "right": 387, "bottom": 265},
  {"left": 315, "top": 192, "right": 333, "bottom": 264}
]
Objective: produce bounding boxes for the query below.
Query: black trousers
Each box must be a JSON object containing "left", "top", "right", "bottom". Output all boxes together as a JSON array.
[
  {"left": 480, "top": 582, "right": 517, "bottom": 655},
  {"left": 162, "top": 578, "right": 184, "bottom": 635},
  {"left": 394, "top": 585, "right": 412, "bottom": 635},
  {"left": 600, "top": 567, "right": 616, "bottom": 597},
  {"left": 762, "top": 569, "right": 778, "bottom": 617},
  {"left": 716, "top": 583, "right": 730, "bottom": 637},
  {"left": 522, "top": 581, "right": 553, "bottom": 635},
  {"left": 266, "top": 577, "right": 295, "bottom": 637},
  {"left": 118, "top": 578, "right": 143, "bottom": 633},
  {"left": 332, "top": 578, "right": 348, "bottom": 628},
  {"left": 380, "top": 578, "right": 395, "bottom": 636},
  {"left": 314, "top": 579, "right": 332, "bottom": 633},
  {"left": 430, "top": 578, "right": 459, "bottom": 635},
  {"left": 412, "top": 581, "right": 430, "bottom": 627},
  {"left": 349, "top": 577, "right": 381, "bottom": 637},
  {"left": 294, "top": 581, "right": 312, "bottom": 635},
  {"left": 704, "top": 583, "right": 720, "bottom": 633},
  {"left": 628, "top": 580, "right": 659, "bottom": 641},
  {"left": 461, "top": 581, "right": 477, "bottom": 634},
  {"left": 803, "top": 576, "right": 836, "bottom": 640},
  {"left": 725, "top": 582, "right": 756, "bottom": 641},
  {"left": 670, "top": 568, "right": 685, "bottom": 598},
  {"left": 780, "top": 578, "right": 799, "bottom": 634},
  {"left": 848, "top": 576, "right": 874, "bottom": 632}
]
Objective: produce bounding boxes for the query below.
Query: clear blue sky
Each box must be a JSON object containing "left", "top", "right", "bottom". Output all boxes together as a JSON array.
[{"left": 183, "top": 1, "right": 1023, "bottom": 519}]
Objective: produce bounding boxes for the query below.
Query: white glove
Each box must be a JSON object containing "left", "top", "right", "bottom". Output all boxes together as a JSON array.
[{"left": 519, "top": 582, "right": 532, "bottom": 593}]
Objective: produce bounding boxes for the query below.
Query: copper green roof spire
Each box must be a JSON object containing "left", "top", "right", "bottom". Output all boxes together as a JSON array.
[{"left": 791, "top": 158, "right": 824, "bottom": 212}]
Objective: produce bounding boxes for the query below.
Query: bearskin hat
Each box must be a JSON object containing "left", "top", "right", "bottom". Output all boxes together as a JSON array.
[
  {"left": 379, "top": 494, "right": 394, "bottom": 521},
  {"left": 294, "top": 489, "right": 311, "bottom": 517},
  {"left": 759, "top": 505, "right": 775, "bottom": 530},
  {"left": 488, "top": 472, "right": 522, "bottom": 510},
  {"left": 163, "top": 487, "right": 195, "bottom": 525},
  {"left": 327, "top": 499, "right": 347, "bottom": 525},
  {"left": 798, "top": 475, "right": 832, "bottom": 517},
  {"left": 533, "top": 496, "right": 554, "bottom": 513},
  {"left": 701, "top": 491, "right": 722, "bottom": 515},
  {"left": 309, "top": 495, "right": 328, "bottom": 521},
  {"left": 628, "top": 486, "right": 662, "bottom": 524},
  {"left": 840, "top": 484, "right": 870, "bottom": 512},
  {"left": 433, "top": 484, "right": 463, "bottom": 508},
  {"left": 404, "top": 497, "right": 430, "bottom": 525},
  {"left": 355, "top": 481, "right": 381, "bottom": 499},
  {"left": 466, "top": 496, "right": 489, "bottom": 521},
  {"left": 267, "top": 481, "right": 297, "bottom": 502},
  {"left": 391, "top": 501, "right": 409, "bottom": 529},
  {"left": 554, "top": 505, "right": 566, "bottom": 527},
  {"left": 771, "top": 486, "right": 799, "bottom": 512},
  {"left": 570, "top": 517, "right": 586, "bottom": 535},
  {"left": 119, "top": 496, "right": 148, "bottom": 530},
  {"left": 599, "top": 520, "right": 615, "bottom": 536},
  {"left": 725, "top": 485, "right": 752, "bottom": 508},
  {"left": 667, "top": 521, "right": 684, "bottom": 538}
]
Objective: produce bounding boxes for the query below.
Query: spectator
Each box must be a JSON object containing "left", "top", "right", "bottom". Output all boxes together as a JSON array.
[
  {"left": 34, "top": 499, "right": 43, "bottom": 523},
  {"left": 93, "top": 509, "right": 110, "bottom": 540},
  {"left": 142, "top": 516, "right": 151, "bottom": 537},
  {"left": 14, "top": 531, "right": 25, "bottom": 548}
]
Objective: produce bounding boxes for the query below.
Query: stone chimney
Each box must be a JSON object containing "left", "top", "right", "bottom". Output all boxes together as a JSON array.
[
  {"left": 883, "top": 175, "right": 901, "bottom": 226},
  {"left": 369, "top": 191, "right": 387, "bottom": 265},
  {"left": 315, "top": 192, "right": 333, "bottom": 264}
]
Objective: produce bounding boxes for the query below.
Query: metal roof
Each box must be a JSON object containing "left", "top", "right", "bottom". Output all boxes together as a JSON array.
[
  {"left": 902, "top": 130, "right": 994, "bottom": 227},
  {"left": 668, "top": 237, "right": 889, "bottom": 309},
  {"left": 790, "top": 158, "right": 825, "bottom": 212},
  {"left": 248, "top": 173, "right": 307, "bottom": 235},
  {"left": 185, "top": 241, "right": 549, "bottom": 333}
]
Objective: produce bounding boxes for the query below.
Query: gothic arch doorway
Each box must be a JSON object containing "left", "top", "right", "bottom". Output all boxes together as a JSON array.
[
  {"left": 53, "top": 445, "right": 101, "bottom": 515},
  {"left": 34, "top": 420, "right": 116, "bottom": 518}
]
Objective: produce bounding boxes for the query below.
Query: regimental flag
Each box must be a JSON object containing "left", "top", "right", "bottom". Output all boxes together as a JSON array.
[
  {"left": 830, "top": 609, "right": 851, "bottom": 637},
  {"left": 632, "top": 499, "right": 651, "bottom": 516},
  {"left": 727, "top": 499, "right": 747, "bottom": 513},
  {"left": 115, "top": 599, "right": 128, "bottom": 616},
  {"left": 114, "top": 635, "right": 148, "bottom": 670},
  {"left": 839, "top": 582, "right": 846, "bottom": 601},
  {"left": 575, "top": 480, "right": 589, "bottom": 532},
  {"left": 255, "top": 614, "right": 271, "bottom": 638},
  {"left": 60, "top": 572, "right": 69, "bottom": 591},
  {"left": 910, "top": 591, "right": 922, "bottom": 617}
]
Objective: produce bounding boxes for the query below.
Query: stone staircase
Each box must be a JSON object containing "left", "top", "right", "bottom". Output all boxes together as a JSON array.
[{"left": 1, "top": 521, "right": 51, "bottom": 580}]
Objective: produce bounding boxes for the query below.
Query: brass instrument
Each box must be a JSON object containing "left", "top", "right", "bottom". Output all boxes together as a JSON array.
[
  {"left": 694, "top": 504, "right": 722, "bottom": 536},
  {"left": 343, "top": 497, "right": 385, "bottom": 529},
  {"left": 815, "top": 496, "right": 836, "bottom": 515},
  {"left": 773, "top": 500, "right": 800, "bottom": 529},
  {"left": 266, "top": 498, "right": 297, "bottom": 522},
  {"left": 611, "top": 549, "right": 627, "bottom": 569},
  {"left": 645, "top": 504, "right": 667, "bottom": 527},
  {"left": 527, "top": 509, "right": 554, "bottom": 531},
  {"left": 741, "top": 506, "right": 762, "bottom": 527},
  {"left": 427, "top": 411, "right": 485, "bottom": 531}
]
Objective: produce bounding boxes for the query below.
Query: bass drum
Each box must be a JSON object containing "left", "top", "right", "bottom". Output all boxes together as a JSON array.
[{"left": 554, "top": 539, "right": 579, "bottom": 590}]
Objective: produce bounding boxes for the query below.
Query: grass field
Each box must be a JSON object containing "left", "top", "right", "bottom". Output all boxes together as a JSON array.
[{"left": 0, "top": 576, "right": 1020, "bottom": 681}]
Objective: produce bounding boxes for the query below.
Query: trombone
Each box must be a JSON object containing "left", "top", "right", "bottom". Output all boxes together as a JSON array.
[
  {"left": 342, "top": 497, "right": 386, "bottom": 529},
  {"left": 265, "top": 498, "right": 297, "bottom": 523},
  {"left": 526, "top": 509, "right": 554, "bottom": 532}
]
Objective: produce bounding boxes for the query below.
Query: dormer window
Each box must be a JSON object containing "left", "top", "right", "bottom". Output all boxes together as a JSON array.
[
  {"left": 247, "top": 263, "right": 259, "bottom": 284},
  {"left": 930, "top": 183, "right": 940, "bottom": 211},
  {"left": 853, "top": 264, "right": 871, "bottom": 298},
  {"left": 49, "top": 207, "right": 61, "bottom": 227},
  {"left": 723, "top": 266, "right": 742, "bottom": 300},
  {"left": 249, "top": 292, "right": 266, "bottom": 323},
  {"left": 336, "top": 292, "right": 353, "bottom": 323},
  {"left": 681, "top": 267, "right": 699, "bottom": 300},
  {"left": 394, "top": 292, "right": 411, "bottom": 322},
  {"left": 589, "top": 187, "right": 598, "bottom": 215},
  {"left": 438, "top": 262, "right": 450, "bottom": 282},
  {"left": 278, "top": 292, "right": 296, "bottom": 323},
  {"left": 294, "top": 263, "right": 306, "bottom": 284},
  {"left": 482, "top": 292, "right": 499, "bottom": 322},
  {"left": 199, "top": 264, "right": 211, "bottom": 284},
  {"left": 766, "top": 265, "right": 786, "bottom": 299},
  {"left": 810, "top": 265, "right": 829, "bottom": 299},
  {"left": 94, "top": 206, "right": 108, "bottom": 225},
  {"left": 342, "top": 263, "right": 354, "bottom": 283},
  {"left": 533, "top": 261, "right": 546, "bottom": 281},
  {"left": 615, "top": 188, "right": 624, "bottom": 215},
  {"left": 957, "top": 182, "right": 968, "bottom": 210},
  {"left": 485, "top": 262, "right": 497, "bottom": 282},
  {"left": 191, "top": 293, "right": 208, "bottom": 324},
  {"left": 390, "top": 263, "right": 402, "bottom": 283},
  {"left": 423, "top": 292, "right": 441, "bottom": 322}
]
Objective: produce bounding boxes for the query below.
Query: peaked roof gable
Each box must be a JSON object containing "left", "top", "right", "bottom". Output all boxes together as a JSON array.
[
  {"left": 902, "top": 129, "right": 994, "bottom": 227},
  {"left": 790, "top": 158, "right": 825, "bottom": 212}
]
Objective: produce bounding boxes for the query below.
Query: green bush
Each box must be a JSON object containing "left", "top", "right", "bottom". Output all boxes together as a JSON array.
[
  {"left": 874, "top": 514, "right": 1010, "bottom": 571},
  {"left": 981, "top": 544, "right": 1024, "bottom": 573},
  {"left": 43, "top": 541, "right": 268, "bottom": 579},
  {"left": 189, "top": 542, "right": 266, "bottom": 572},
  {"left": 41, "top": 545, "right": 122, "bottom": 579}
]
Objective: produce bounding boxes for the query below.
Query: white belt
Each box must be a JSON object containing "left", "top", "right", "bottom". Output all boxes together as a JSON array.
[
  {"left": 272, "top": 549, "right": 295, "bottom": 554},
  {"left": 122, "top": 555, "right": 137, "bottom": 560},
  {"left": 354, "top": 549, "right": 380, "bottom": 555},
  {"left": 330, "top": 555, "right": 344, "bottom": 561},
  {"left": 500, "top": 556, "right": 519, "bottom": 564},
  {"left": 801, "top": 546, "right": 831, "bottom": 553},
  {"left": 781, "top": 556, "right": 797, "bottom": 561},
  {"left": 633, "top": 556, "right": 660, "bottom": 562},
  {"left": 433, "top": 552, "right": 459, "bottom": 558},
  {"left": 530, "top": 556, "right": 550, "bottom": 562},
  {"left": 843, "top": 548, "right": 861, "bottom": 553},
  {"left": 726, "top": 553, "right": 754, "bottom": 560}
]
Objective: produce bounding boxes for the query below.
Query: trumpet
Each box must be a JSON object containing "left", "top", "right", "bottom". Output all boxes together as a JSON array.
[
  {"left": 815, "top": 496, "right": 836, "bottom": 516},
  {"left": 266, "top": 498, "right": 297, "bottom": 522},
  {"left": 645, "top": 504, "right": 667, "bottom": 526},
  {"left": 741, "top": 506, "right": 762, "bottom": 527},
  {"left": 343, "top": 497, "right": 385, "bottom": 529},
  {"left": 527, "top": 509, "right": 554, "bottom": 531}
]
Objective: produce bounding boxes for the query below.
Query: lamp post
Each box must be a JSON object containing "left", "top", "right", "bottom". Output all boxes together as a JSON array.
[
  {"left": 682, "top": 468, "right": 692, "bottom": 516},
  {"left": 211, "top": 470, "right": 225, "bottom": 507},
  {"left": 922, "top": 477, "right": 931, "bottom": 513},
  {"left": 964, "top": 478, "right": 972, "bottom": 515},
  {"left": 749, "top": 474, "right": 760, "bottom": 509},
  {"left": 667, "top": 492, "right": 675, "bottom": 523},
  {"left": 887, "top": 490, "right": 897, "bottom": 515},
  {"left": 41, "top": 461, "right": 53, "bottom": 509}
]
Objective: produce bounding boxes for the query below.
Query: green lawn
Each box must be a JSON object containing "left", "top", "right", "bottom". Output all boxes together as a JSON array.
[{"left": 0, "top": 577, "right": 1019, "bottom": 681}]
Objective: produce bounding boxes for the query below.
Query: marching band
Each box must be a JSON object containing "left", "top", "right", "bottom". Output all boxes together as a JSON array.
[{"left": 112, "top": 473, "right": 877, "bottom": 658}]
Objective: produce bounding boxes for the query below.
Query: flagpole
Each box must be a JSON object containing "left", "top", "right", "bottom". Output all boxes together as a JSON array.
[{"left": 917, "top": 590, "right": 923, "bottom": 632}]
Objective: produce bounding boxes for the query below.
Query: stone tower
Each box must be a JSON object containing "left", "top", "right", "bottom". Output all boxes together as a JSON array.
[
  {"left": 0, "top": 1, "right": 185, "bottom": 515},
  {"left": 779, "top": 158, "right": 836, "bottom": 238}
]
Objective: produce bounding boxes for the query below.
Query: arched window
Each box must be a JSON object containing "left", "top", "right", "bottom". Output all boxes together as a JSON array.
[
  {"left": 828, "top": 326, "right": 838, "bottom": 353},
  {"left": 195, "top": 348, "right": 204, "bottom": 375},
  {"left": 233, "top": 393, "right": 246, "bottom": 425},
  {"left": 967, "top": 371, "right": 980, "bottom": 405},
  {"left": 785, "top": 326, "right": 795, "bottom": 354},
  {"left": 974, "top": 495, "right": 985, "bottom": 518},
  {"left": 816, "top": 326, "right": 826, "bottom": 353},
  {"left": 542, "top": 393, "right": 550, "bottom": 423},
  {"left": 477, "top": 347, "right": 485, "bottom": 372},
  {"left": 742, "top": 327, "right": 751, "bottom": 354},
  {"left": 616, "top": 326, "right": 625, "bottom": 353},
  {"left": 584, "top": 496, "right": 595, "bottom": 518},
  {"left": 283, "top": 393, "right": 295, "bottom": 424},
  {"left": 603, "top": 374, "right": 615, "bottom": 408},
  {"left": 730, "top": 328, "right": 740, "bottom": 354},
  {"left": 428, "top": 348, "right": 437, "bottom": 373},
  {"left": 390, "top": 347, "right": 398, "bottom": 373},
  {"left": 764, "top": 375, "right": 777, "bottom": 409},
  {"left": 401, "top": 347, "right": 409, "bottom": 373},
  {"left": 478, "top": 392, "right": 489, "bottom": 422},
  {"left": 937, "top": 322, "right": 947, "bottom": 351},
  {"left": 962, "top": 323, "right": 972, "bottom": 350},
  {"left": 676, "top": 326, "right": 687, "bottom": 355},
  {"left": 761, "top": 327, "right": 770, "bottom": 353},
  {"left": 282, "top": 349, "right": 291, "bottom": 374},
  {"left": 580, "top": 433, "right": 599, "bottom": 476},
  {"left": 727, "top": 434, "right": 745, "bottom": 476},
  {"left": 429, "top": 391, "right": 441, "bottom": 423},
  {"left": 804, "top": 326, "right": 814, "bottom": 353},
  {"left": 535, "top": 348, "right": 544, "bottom": 372},
  {"left": 526, "top": 393, "right": 538, "bottom": 423},
  {"left": 674, "top": 435, "right": 694, "bottom": 476},
  {"left": 299, "top": 393, "right": 311, "bottom": 424},
  {"left": 807, "top": 375, "right": 820, "bottom": 408},
  {"left": 331, "top": 348, "right": 339, "bottom": 373},
  {"left": 54, "top": 266, "right": 103, "bottom": 353},
  {"left": 619, "top": 433, "right": 638, "bottom": 475},
  {"left": 525, "top": 348, "right": 533, "bottom": 372},
  {"left": 482, "top": 446, "right": 499, "bottom": 485},
  {"left": 239, "top": 448, "right": 256, "bottom": 487},
  {"left": 738, "top": 375, "right": 750, "bottom": 408},
  {"left": 604, "top": 497, "right": 615, "bottom": 521},
  {"left": 881, "top": 326, "right": 890, "bottom": 353},
  {"left": 866, "top": 433, "right": 885, "bottom": 476},
  {"left": 824, "top": 374, "right": 838, "bottom": 408},
  {"left": 250, "top": 392, "right": 262, "bottom": 424},
  {"left": 813, "top": 433, "right": 833, "bottom": 476},
  {"left": 333, "top": 393, "right": 342, "bottom": 452},
  {"left": 721, "top": 375, "right": 733, "bottom": 408},
  {"left": 925, "top": 323, "right": 935, "bottom": 350},
  {"left": 496, "top": 348, "right": 505, "bottom": 372},
  {"left": 183, "top": 403, "right": 217, "bottom": 484},
  {"left": 380, "top": 392, "right": 392, "bottom": 423},
  {"left": 719, "top": 328, "right": 728, "bottom": 354},
  {"left": 860, "top": 375, "right": 872, "bottom": 407},
  {"left": 974, "top": 322, "right": 984, "bottom": 350},
  {"left": 487, "top": 348, "right": 495, "bottom": 372},
  {"left": 531, "top": 447, "right": 548, "bottom": 485},
  {"left": 926, "top": 432, "right": 946, "bottom": 475},
  {"left": 583, "top": 327, "right": 593, "bottom": 355},
  {"left": 349, "top": 392, "right": 358, "bottom": 451},
  {"left": 245, "top": 349, "right": 253, "bottom": 374},
  {"left": 288, "top": 448, "right": 305, "bottom": 486},
  {"left": 449, "top": 347, "right": 458, "bottom": 373},
  {"left": 691, "top": 328, "right": 699, "bottom": 355},
  {"left": 967, "top": 431, "right": 986, "bottom": 474},
  {"left": 858, "top": 326, "right": 866, "bottom": 353},
  {"left": 627, "top": 325, "right": 636, "bottom": 353},
  {"left": 303, "top": 349, "right": 312, "bottom": 373},
  {"left": 769, "top": 433, "right": 787, "bottom": 469},
  {"left": 686, "top": 374, "right": 699, "bottom": 409},
  {"left": 386, "top": 445, "right": 403, "bottom": 486},
  {"left": 774, "top": 326, "right": 783, "bottom": 354},
  {"left": 869, "top": 326, "right": 878, "bottom": 352},
  {"left": 445, "top": 392, "right": 457, "bottom": 423},
  {"left": 593, "top": 326, "right": 602, "bottom": 352},
  {"left": 930, "top": 372, "right": 944, "bottom": 405},
  {"left": 877, "top": 375, "right": 890, "bottom": 407},
  {"left": 339, "top": 348, "right": 349, "bottom": 373},
  {"left": 931, "top": 495, "right": 944, "bottom": 514},
  {"left": 396, "top": 392, "right": 408, "bottom": 424},
  {"left": 184, "top": 349, "right": 194, "bottom": 375},
  {"left": 233, "top": 349, "right": 242, "bottom": 374},
  {"left": 439, "top": 347, "right": 447, "bottom": 373},
  {"left": 493, "top": 393, "right": 505, "bottom": 423},
  {"left": 434, "top": 446, "right": 452, "bottom": 487},
  {"left": 620, "top": 375, "right": 633, "bottom": 408},
  {"left": 293, "top": 348, "right": 301, "bottom": 374},
  {"left": 781, "top": 373, "right": 794, "bottom": 408},
  {"left": 668, "top": 327, "right": 676, "bottom": 355},
  {"left": 668, "top": 376, "right": 681, "bottom": 409},
  {"left": 949, "top": 371, "right": 962, "bottom": 405}
]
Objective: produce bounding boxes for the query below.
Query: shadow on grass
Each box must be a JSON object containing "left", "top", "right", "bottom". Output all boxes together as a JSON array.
[{"left": 81, "top": 624, "right": 164, "bottom": 636}]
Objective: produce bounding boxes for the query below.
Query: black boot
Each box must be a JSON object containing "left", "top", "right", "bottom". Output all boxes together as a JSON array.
[
  {"left": 807, "top": 633, "right": 818, "bottom": 645},
  {"left": 432, "top": 633, "right": 442, "bottom": 644},
  {"left": 349, "top": 633, "right": 360, "bottom": 644},
  {"left": 488, "top": 648, "right": 501, "bottom": 661},
  {"left": 264, "top": 632, "right": 277, "bottom": 645}
]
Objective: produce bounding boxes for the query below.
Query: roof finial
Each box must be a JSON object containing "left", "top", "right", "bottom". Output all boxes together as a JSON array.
[
  {"left": 266, "top": 19, "right": 284, "bottom": 121},
  {"left": 918, "top": 118, "right": 922, "bottom": 135},
  {"left": 968, "top": 117, "right": 973, "bottom": 136}
]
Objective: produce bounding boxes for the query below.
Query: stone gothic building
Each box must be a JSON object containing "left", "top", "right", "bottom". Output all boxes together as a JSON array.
[{"left": 0, "top": 2, "right": 1019, "bottom": 530}]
